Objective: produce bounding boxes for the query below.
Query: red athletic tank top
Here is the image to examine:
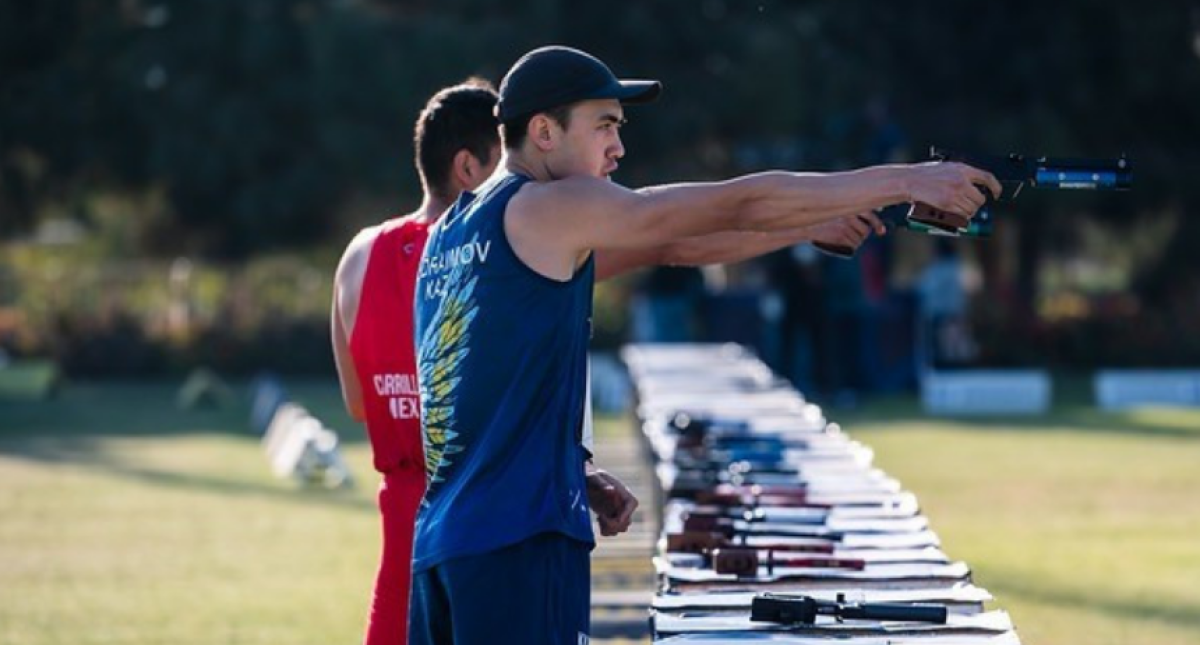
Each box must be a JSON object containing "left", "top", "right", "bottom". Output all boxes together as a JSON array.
[{"left": 349, "top": 217, "right": 430, "bottom": 475}]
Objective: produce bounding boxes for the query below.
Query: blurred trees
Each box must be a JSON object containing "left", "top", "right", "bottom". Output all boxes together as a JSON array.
[
  {"left": 2, "top": 0, "right": 1199, "bottom": 298},
  {"left": 0, "top": 0, "right": 544, "bottom": 256}
]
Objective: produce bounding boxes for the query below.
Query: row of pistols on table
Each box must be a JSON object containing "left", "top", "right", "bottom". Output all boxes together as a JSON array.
[{"left": 620, "top": 343, "right": 1020, "bottom": 645}]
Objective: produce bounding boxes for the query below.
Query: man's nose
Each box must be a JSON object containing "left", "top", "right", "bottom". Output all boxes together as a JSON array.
[{"left": 610, "top": 134, "right": 625, "bottom": 159}]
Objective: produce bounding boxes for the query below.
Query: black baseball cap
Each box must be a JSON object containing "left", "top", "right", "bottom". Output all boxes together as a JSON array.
[{"left": 496, "top": 46, "right": 662, "bottom": 122}]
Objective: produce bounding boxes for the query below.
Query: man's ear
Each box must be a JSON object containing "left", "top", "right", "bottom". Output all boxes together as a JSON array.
[
  {"left": 528, "top": 114, "right": 559, "bottom": 152},
  {"left": 451, "top": 149, "right": 477, "bottom": 191}
]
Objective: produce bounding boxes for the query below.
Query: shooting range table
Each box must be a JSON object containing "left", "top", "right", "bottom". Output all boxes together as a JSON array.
[{"left": 620, "top": 343, "right": 1022, "bottom": 645}]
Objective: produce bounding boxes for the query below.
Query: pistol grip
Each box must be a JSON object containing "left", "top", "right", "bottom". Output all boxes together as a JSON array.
[
  {"left": 666, "top": 530, "right": 726, "bottom": 553},
  {"left": 812, "top": 241, "right": 856, "bottom": 258},
  {"left": 712, "top": 548, "right": 759, "bottom": 576},
  {"left": 906, "top": 202, "right": 970, "bottom": 233}
]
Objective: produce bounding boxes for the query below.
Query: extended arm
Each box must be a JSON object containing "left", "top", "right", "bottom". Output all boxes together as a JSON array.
[
  {"left": 507, "top": 163, "right": 998, "bottom": 280},
  {"left": 594, "top": 213, "right": 884, "bottom": 281}
]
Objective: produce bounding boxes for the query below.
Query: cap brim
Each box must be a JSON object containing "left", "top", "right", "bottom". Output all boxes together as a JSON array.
[{"left": 613, "top": 80, "right": 662, "bottom": 105}]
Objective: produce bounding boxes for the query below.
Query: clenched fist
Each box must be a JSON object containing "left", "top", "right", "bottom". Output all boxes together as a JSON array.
[{"left": 585, "top": 463, "right": 638, "bottom": 537}]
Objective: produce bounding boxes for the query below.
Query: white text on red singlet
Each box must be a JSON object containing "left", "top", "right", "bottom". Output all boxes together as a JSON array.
[{"left": 374, "top": 373, "right": 420, "bottom": 419}]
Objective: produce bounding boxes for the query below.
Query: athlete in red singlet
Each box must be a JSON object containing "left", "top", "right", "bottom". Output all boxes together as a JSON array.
[
  {"left": 332, "top": 76, "right": 886, "bottom": 645},
  {"left": 331, "top": 80, "right": 500, "bottom": 645}
]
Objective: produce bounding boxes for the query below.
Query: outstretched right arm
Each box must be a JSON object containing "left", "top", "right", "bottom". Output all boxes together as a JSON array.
[{"left": 506, "top": 162, "right": 999, "bottom": 280}]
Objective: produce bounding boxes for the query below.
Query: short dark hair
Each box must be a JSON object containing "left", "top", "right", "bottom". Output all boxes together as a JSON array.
[
  {"left": 414, "top": 78, "right": 500, "bottom": 201},
  {"left": 500, "top": 103, "right": 573, "bottom": 151}
]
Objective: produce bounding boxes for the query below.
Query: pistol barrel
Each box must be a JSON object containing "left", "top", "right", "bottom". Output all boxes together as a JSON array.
[{"left": 1033, "top": 156, "right": 1133, "bottom": 190}]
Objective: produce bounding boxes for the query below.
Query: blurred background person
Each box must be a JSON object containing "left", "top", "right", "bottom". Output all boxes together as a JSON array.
[
  {"left": 916, "top": 239, "right": 976, "bottom": 369},
  {"left": 763, "top": 244, "right": 823, "bottom": 394},
  {"left": 629, "top": 265, "right": 705, "bottom": 343}
]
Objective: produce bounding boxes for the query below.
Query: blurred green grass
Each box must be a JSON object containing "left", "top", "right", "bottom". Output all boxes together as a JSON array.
[
  {"left": 0, "top": 381, "right": 379, "bottom": 645},
  {"left": 838, "top": 398, "right": 1200, "bottom": 645},
  {"left": 1, "top": 381, "right": 1199, "bottom": 644}
]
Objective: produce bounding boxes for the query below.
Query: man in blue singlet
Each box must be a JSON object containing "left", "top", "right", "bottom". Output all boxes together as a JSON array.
[{"left": 411, "top": 46, "right": 1001, "bottom": 645}]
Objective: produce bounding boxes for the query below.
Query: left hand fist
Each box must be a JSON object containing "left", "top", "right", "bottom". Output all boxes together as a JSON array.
[
  {"left": 585, "top": 467, "right": 638, "bottom": 537},
  {"left": 809, "top": 211, "right": 887, "bottom": 254}
]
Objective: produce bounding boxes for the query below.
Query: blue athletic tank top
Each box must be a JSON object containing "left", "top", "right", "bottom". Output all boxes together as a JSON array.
[{"left": 412, "top": 172, "right": 595, "bottom": 572}]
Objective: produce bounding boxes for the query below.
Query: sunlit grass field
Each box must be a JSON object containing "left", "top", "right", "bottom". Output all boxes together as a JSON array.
[
  {"left": 0, "top": 381, "right": 378, "bottom": 645},
  {"left": 839, "top": 399, "right": 1200, "bottom": 645},
  {"left": 2, "top": 380, "right": 1199, "bottom": 644}
]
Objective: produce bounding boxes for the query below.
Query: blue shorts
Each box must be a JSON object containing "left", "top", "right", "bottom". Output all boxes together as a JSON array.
[{"left": 408, "top": 532, "right": 591, "bottom": 645}]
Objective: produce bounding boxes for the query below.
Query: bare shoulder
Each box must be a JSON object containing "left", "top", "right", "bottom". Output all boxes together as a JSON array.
[
  {"left": 335, "top": 224, "right": 383, "bottom": 290},
  {"left": 509, "top": 176, "right": 634, "bottom": 221}
]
